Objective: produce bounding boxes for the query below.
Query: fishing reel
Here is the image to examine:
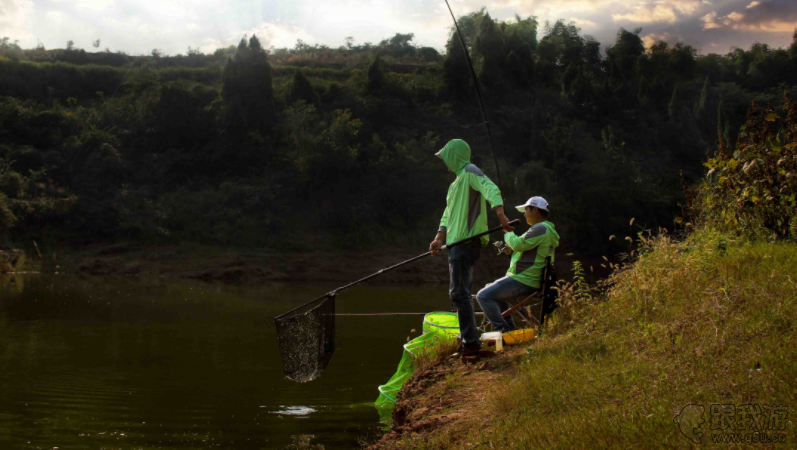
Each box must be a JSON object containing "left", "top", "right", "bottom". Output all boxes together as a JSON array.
[{"left": 493, "top": 241, "right": 510, "bottom": 256}]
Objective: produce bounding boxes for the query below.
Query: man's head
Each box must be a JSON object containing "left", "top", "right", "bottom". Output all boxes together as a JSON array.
[
  {"left": 515, "top": 196, "right": 549, "bottom": 226},
  {"left": 435, "top": 139, "right": 471, "bottom": 173}
]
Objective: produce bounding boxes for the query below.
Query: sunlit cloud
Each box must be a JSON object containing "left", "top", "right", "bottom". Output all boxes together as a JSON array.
[
  {"left": 641, "top": 31, "right": 673, "bottom": 48},
  {"left": 612, "top": 0, "right": 709, "bottom": 24},
  {"left": 702, "top": 1, "right": 797, "bottom": 33},
  {"left": 2, "top": 0, "right": 794, "bottom": 57}
]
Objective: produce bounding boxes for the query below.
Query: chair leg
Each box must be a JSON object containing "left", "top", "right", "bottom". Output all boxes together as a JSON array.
[
  {"left": 501, "top": 292, "right": 541, "bottom": 318},
  {"left": 504, "top": 298, "right": 538, "bottom": 329},
  {"left": 514, "top": 306, "right": 537, "bottom": 329},
  {"left": 484, "top": 292, "right": 542, "bottom": 332},
  {"left": 538, "top": 297, "right": 545, "bottom": 333}
]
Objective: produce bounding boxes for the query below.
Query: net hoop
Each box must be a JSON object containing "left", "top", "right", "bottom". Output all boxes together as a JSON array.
[{"left": 422, "top": 311, "right": 460, "bottom": 335}]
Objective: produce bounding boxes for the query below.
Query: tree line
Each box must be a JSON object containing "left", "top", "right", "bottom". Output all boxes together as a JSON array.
[{"left": 0, "top": 12, "right": 795, "bottom": 255}]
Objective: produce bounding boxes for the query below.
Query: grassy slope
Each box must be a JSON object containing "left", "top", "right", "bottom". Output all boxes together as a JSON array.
[{"left": 385, "top": 230, "right": 796, "bottom": 448}]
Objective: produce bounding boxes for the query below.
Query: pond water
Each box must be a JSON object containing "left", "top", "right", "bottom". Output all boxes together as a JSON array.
[{"left": 0, "top": 274, "right": 452, "bottom": 449}]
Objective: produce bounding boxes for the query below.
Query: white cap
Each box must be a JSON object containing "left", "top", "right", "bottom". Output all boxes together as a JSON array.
[{"left": 515, "top": 196, "right": 549, "bottom": 213}]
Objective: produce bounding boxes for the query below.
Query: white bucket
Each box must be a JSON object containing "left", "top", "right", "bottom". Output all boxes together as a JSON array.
[{"left": 480, "top": 331, "right": 503, "bottom": 352}]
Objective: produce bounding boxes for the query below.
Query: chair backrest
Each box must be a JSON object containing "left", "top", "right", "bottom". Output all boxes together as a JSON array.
[{"left": 539, "top": 257, "right": 558, "bottom": 325}]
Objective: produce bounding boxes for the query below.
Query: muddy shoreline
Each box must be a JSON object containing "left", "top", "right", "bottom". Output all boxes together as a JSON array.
[
  {"left": 35, "top": 241, "right": 588, "bottom": 287},
  {"left": 368, "top": 344, "right": 530, "bottom": 449}
]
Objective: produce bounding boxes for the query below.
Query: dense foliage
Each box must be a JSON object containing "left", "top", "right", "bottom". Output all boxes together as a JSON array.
[
  {"left": 703, "top": 92, "right": 797, "bottom": 239},
  {"left": 1, "top": 14, "right": 796, "bottom": 254}
]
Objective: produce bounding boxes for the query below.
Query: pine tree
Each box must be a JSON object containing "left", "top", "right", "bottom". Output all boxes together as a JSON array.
[
  {"left": 568, "top": 73, "right": 593, "bottom": 106},
  {"left": 221, "top": 34, "right": 275, "bottom": 136},
  {"left": 367, "top": 55, "right": 385, "bottom": 94},
  {"left": 668, "top": 84, "right": 681, "bottom": 120},
  {"left": 695, "top": 76, "right": 710, "bottom": 119},
  {"left": 723, "top": 120, "right": 733, "bottom": 152},
  {"left": 474, "top": 13, "right": 507, "bottom": 94},
  {"left": 637, "top": 76, "right": 649, "bottom": 104},
  {"left": 290, "top": 68, "right": 320, "bottom": 106},
  {"left": 561, "top": 63, "right": 578, "bottom": 94},
  {"left": 443, "top": 37, "right": 471, "bottom": 98},
  {"left": 504, "top": 30, "right": 533, "bottom": 87},
  {"left": 790, "top": 28, "right": 797, "bottom": 58}
]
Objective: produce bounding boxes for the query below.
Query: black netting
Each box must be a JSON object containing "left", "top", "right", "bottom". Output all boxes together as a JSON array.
[{"left": 274, "top": 295, "right": 336, "bottom": 383}]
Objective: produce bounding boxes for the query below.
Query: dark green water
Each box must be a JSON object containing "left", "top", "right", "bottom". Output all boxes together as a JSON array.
[{"left": 0, "top": 274, "right": 451, "bottom": 449}]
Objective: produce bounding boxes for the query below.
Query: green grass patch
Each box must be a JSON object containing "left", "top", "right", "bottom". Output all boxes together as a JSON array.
[{"left": 410, "top": 230, "right": 796, "bottom": 448}]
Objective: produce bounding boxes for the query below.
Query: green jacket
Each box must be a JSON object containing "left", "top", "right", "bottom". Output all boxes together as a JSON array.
[
  {"left": 437, "top": 139, "right": 503, "bottom": 246},
  {"left": 504, "top": 221, "right": 559, "bottom": 288}
]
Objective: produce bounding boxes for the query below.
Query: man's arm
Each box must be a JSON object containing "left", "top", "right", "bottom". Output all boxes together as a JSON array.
[
  {"left": 430, "top": 186, "right": 452, "bottom": 256},
  {"left": 429, "top": 230, "right": 445, "bottom": 256},
  {"left": 466, "top": 171, "right": 513, "bottom": 232},
  {"left": 493, "top": 205, "right": 513, "bottom": 232},
  {"left": 505, "top": 225, "right": 547, "bottom": 252}
]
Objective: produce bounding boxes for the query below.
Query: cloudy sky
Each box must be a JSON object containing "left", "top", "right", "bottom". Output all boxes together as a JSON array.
[{"left": 2, "top": 0, "right": 795, "bottom": 56}]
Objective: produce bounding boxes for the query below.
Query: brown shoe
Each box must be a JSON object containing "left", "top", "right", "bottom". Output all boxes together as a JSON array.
[
  {"left": 461, "top": 347, "right": 481, "bottom": 364},
  {"left": 450, "top": 344, "right": 465, "bottom": 359}
]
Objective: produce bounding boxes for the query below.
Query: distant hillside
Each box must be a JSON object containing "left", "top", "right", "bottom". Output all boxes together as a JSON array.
[{"left": 0, "top": 15, "right": 795, "bottom": 257}]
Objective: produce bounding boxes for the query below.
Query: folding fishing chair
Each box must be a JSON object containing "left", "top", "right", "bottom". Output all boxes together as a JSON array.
[{"left": 479, "top": 257, "right": 557, "bottom": 333}]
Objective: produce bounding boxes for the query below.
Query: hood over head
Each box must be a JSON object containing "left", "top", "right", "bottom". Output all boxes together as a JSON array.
[{"left": 435, "top": 139, "right": 471, "bottom": 173}]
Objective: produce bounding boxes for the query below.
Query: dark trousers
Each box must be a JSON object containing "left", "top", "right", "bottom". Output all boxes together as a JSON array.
[{"left": 448, "top": 244, "right": 481, "bottom": 349}]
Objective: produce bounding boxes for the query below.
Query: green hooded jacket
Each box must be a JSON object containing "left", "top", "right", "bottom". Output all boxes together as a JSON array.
[
  {"left": 504, "top": 221, "right": 559, "bottom": 288},
  {"left": 437, "top": 139, "right": 503, "bottom": 247}
]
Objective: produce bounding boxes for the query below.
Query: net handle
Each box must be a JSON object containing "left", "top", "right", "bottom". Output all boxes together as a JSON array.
[{"left": 274, "top": 219, "right": 520, "bottom": 319}]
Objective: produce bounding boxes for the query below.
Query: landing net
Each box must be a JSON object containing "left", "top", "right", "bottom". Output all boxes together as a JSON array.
[{"left": 274, "top": 295, "right": 336, "bottom": 383}]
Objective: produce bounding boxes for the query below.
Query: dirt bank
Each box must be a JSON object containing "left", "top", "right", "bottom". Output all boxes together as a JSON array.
[{"left": 369, "top": 345, "right": 530, "bottom": 449}]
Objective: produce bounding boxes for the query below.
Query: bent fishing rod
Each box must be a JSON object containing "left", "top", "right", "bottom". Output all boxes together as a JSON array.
[
  {"left": 443, "top": 0, "right": 503, "bottom": 193},
  {"left": 274, "top": 218, "right": 521, "bottom": 319}
]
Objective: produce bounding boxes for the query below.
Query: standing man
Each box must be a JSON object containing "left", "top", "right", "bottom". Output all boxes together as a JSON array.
[{"left": 429, "top": 139, "right": 514, "bottom": 361}]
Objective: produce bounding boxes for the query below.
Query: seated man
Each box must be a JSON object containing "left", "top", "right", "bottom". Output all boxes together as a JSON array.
[{"left": 476, "top": 196, "right": 559, "bottom": 332}]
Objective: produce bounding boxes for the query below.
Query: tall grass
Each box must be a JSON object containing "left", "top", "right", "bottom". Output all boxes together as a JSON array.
[{"left": 404, "top": 229, "right": 796, "bottom": 448}]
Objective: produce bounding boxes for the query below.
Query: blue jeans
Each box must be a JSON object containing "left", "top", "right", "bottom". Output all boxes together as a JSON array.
[
  {"left": 448, "top": 244, "right": 481, "bottom": 349},
  {"left": 477, "top": 276, "right": 539, "bottom": 332}
]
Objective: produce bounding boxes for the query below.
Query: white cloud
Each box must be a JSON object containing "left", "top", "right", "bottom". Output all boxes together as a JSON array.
[
  {"left": 571, "top": 17, "right": 598, "bottom": 29},
  {"left": 702, "top": 8, "right": 797, "bottom": 32},
  {"left": 733, "top": 20, "right": 797, "bottom": 32},
  {"left": 200, "top": 22, "right": 316, "bottom": 53},
  {"left": 641, "top": 31, "right": 671, "bottom": 48},
  {"left": 3, "top": 0, "right": 795, "bottom": 57},
  {"left": 613, "top": 0, "right": 709, "bottom": 24},
  {"left": 0, "top": 0, "right": 35, "bottom": 45},
  {"left": 701, "top": 11, "right": 720, "bottom": 28},
  {"left": 71, "top": 0, "right": 116, "bottom": 13},
  {"left": 726, "top": 11, "right": 744, "bottom": 22}
]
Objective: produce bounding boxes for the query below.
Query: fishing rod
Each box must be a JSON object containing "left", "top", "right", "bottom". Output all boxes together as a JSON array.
[
  {"left": 274, "top": 218, "right": 520, "bottom": 319},
  {"left": 443, "top": 0, "right": 503, "bottom": 193}
]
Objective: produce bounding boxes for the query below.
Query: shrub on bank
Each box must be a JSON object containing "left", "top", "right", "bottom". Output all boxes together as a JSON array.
[{"left": 703, "top": 92, "right": 797, "bottom": 240}]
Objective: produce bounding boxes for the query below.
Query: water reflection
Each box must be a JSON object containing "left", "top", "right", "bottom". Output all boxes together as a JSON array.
[{"left": 0, "top": 274, "right": 449, "bottom": 448}]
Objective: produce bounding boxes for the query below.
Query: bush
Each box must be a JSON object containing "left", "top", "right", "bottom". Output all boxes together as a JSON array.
[
  {"left": 703, "top": 92, "right": 797, "bottom": 239},
  {"left": 289, "top": 68, "right": 320, "bottom": 106}
]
